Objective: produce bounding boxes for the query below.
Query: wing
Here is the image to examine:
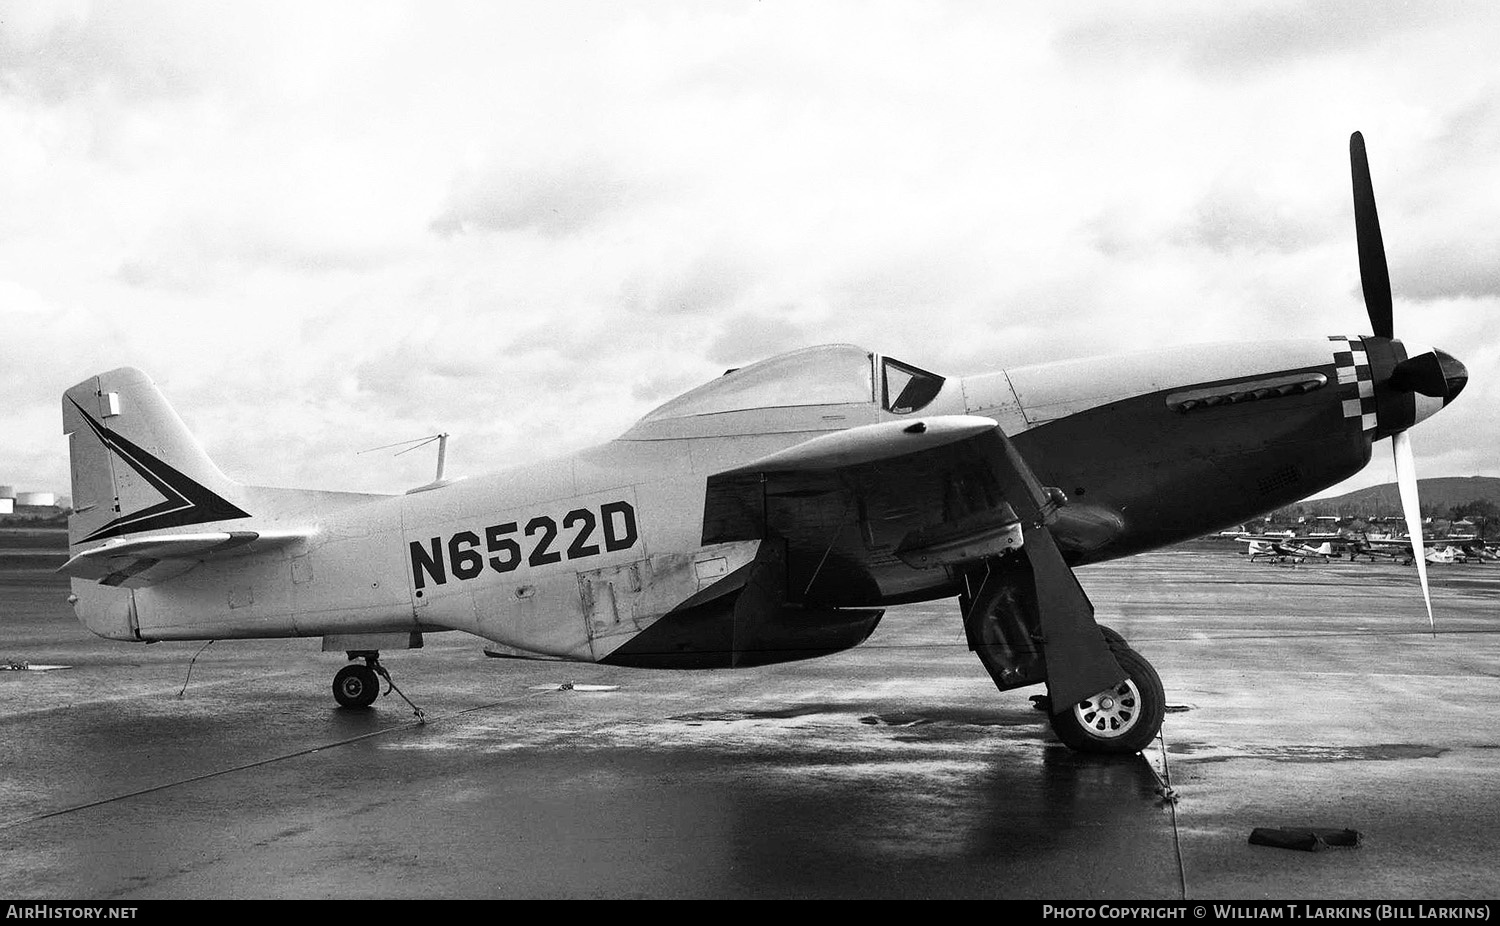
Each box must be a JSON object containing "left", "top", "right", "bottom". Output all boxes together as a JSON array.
[
  {"left": 58, "top": 529, "right": 314, "bottom": 588},
  {"left": 701, "top": 414, "right": 1126, "bottom": 709},
  {"left": 707, "top": 417, "right": 1004, "bottom": 594},
  {"left": 704, "top": 414, "right": 1131, "bottom": 591},
  {"left": 713, "top": 415, "right": 1001, "bottom": 475}
]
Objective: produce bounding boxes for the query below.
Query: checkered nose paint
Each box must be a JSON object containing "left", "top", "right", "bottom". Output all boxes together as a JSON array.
[{"left": 1329, "top": 335, "right": 1377, "bottom": 432}]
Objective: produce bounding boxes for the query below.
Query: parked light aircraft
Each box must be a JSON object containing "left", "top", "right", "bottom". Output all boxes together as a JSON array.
[
  {"left": 1454, "top": 540, "right": 1500, "bottom": 563},
  {"left": 1346, "top": 533, "right": 1417, "bottom": 565},
  {"left": 1240, "top": 536, "right": 1335, "bottom": 564},
  {"left": 1424, "top": 545, "right": 1459, "bottom": 565},
  {"left": 1414, "top": 535, "right": 1500, "bottom": 564},
  {"left": 58, "top": 134, "right": 1467, "bottom": 754},
  {"left": 1346, "top": 533, "right": 1493, "bottom": 565}
]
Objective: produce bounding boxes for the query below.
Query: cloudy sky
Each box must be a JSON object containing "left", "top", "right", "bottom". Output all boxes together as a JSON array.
[{"left": 3, "top": 0, "right": 1496, "bottom": 502}]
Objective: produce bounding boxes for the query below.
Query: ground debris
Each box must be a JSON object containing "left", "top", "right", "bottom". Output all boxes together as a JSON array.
[
  {"left": 1249, "top": 827, "right": 1362, "bottom": 852},
  {"left": 527, "top": 682, "right": 620, "bottom": 692}
]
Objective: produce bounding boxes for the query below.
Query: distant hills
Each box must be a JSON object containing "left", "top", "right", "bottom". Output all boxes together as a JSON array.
[{"left": 1304, "top": 476, "right": 1500, "bottom": 518}]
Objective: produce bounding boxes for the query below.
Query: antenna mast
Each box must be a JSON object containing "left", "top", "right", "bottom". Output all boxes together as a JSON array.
[{"left": 358, "top": 432, "right": 450, "bottom": 483}]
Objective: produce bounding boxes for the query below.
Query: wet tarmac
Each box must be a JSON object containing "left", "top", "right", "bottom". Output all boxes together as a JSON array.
[{"left": 2, "top": 534, "right": 1498, "bottom": 899}]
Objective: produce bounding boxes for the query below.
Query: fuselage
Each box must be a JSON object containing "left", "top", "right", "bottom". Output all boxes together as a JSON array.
[{"left": 72, "top": 334, "right": 1454, "bottom": 664}]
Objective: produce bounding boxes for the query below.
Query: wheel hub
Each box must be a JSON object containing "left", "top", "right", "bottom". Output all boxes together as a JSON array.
[{"left": 1073, "top": 679, "right": 1141, "bottom": 739}]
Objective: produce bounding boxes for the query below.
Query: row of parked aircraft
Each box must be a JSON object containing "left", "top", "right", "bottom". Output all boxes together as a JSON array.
[{"left": 1236, "top": 533, "right": 1499, "bottom": 565}]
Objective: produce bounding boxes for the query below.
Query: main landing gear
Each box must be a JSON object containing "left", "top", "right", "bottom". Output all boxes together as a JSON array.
[
  {"left": 1046, "top": 632, "right": 1164, "bottom": 754},
  {"left": 962, "top": 559, "right": 1166, "bottom": 755}
]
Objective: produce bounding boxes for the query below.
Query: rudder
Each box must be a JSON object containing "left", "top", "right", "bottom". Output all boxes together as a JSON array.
[{"left": 62, "top": 368, "right": 249, "bottom": 548}]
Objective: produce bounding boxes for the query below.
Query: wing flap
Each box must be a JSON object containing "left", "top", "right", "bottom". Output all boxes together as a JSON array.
[
  {"left": 59, "top": 529, "right": 314, "bottom": 588},
  {"left": 893, "top": 508, "right": 1025, "bottom": 568}
]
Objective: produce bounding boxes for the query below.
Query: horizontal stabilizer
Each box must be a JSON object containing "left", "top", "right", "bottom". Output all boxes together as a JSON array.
[
  {"left": 716, "top": 415, "right": 999, "bottom": 475},
  {"left": 59, "top": 529, "right": 314, "bottom": 588}
]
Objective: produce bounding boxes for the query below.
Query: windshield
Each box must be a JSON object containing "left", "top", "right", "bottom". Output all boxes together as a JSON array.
[
  {"left": 641, "top": 344, "right": 875, "bottom": 421},
  {"left": 882, "top": 357, "right": 945, "bottom": 414}
]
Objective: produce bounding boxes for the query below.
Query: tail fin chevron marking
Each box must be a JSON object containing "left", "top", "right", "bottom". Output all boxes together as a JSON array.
[{"left": 67, "top": 397, "right": 250, "bottom": 543}]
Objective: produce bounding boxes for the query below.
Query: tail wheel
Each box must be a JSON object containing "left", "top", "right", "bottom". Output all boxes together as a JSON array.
[
  {"left": 333, "top": 664, "right": 380, "bottom": 708},
  {"left": 1048, "top": 645, "right": 1165, "bottom": 754}
]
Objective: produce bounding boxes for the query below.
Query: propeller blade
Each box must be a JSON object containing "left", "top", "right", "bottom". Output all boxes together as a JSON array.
[
  {"left": 1350, "top": 132, "right": 1394, "bottom": 339},
  {"left": 1392, "top": 430, "right": 1434, "bottom": 631}
]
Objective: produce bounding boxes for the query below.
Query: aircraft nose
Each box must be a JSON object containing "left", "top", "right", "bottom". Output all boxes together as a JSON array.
[
  {"left": 1435, "top": 349, "right": 1467, "bottom": 405},
  {"left": 1390, "top": 347, "right": 1467, "bottom": 405}
]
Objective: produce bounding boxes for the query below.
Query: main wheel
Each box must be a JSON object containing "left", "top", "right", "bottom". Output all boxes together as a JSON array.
[
  {"left": 333, "top": 664, "right": 380, "bottom": 708},
  {"left": 1097, "top": 624, "right": 1128, "bottom": 649},
  {"left": 1048, "top": 645, "right": 1165, "bottom": 754}
]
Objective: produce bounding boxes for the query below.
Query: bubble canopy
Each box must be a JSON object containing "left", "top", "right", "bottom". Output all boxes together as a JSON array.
[{"left": 639, "top": 344, "right": 944, "bottom": 423}]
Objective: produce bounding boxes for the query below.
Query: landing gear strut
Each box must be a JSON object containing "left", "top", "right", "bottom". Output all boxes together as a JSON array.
[{"left": 962, "top": 556, "right": 1166, "bottom": 755}]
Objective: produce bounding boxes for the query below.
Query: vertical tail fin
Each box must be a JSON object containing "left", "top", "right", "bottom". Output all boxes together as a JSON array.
[{"left": 62, "top": 368, "right": 249, "bottom": 548}]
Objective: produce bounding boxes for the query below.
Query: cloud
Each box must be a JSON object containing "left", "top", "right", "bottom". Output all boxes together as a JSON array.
[
  {"left": 1382, "top": 90, "right": 1500, "bottom": 302},
  {"left": 1396, "top": 245, "right": 1500, "bottom": 302},
  {"left": 629, "top": 251, "right": 757, "bottom": 318},
  {"left": 1172, "top": 184, "right": 1325, "bottom": 255},
  {"left": 5, "top": 1, "right": 1500, "bottom": 499},
  {"left": 1055, "top": 0, "right": 1466, "bottom": 78},
  {"left": 705, "top": 309, "right": 815, "bottom": 366},
  {"left": 431, "top": 159, "right": 648, "bottom": 238},
  {"left": 0, "top": 1, "right": 211, "bottom": 104}
]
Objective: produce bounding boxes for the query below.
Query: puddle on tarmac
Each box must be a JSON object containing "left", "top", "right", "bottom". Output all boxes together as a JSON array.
[
  {"left": 1168, "top": 742, "right": 1448, "bottom": 763},
  {"left": 668, "top": 705, "right": 1036, "bottom": 730}
]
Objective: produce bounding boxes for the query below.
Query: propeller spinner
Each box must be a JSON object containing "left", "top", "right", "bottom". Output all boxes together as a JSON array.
[{"left": 1349, "top": 132, "right": 1468, "bottom": 629}]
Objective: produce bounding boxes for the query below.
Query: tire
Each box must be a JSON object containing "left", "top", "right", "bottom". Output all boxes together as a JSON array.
[
  {"left": 1097, "top": 624, "right": 1128, "bottom": 649},
  {"left": 1048, "top": 645, "right": 1165, "bottom": 754},
  {"left": 333, "top": 664, "right": 380, "bottom": 708}
]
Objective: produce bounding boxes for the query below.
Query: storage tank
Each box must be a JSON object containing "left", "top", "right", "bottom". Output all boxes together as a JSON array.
[{"left": 16, "top": 491, "right": 56, "bottom": 507}]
